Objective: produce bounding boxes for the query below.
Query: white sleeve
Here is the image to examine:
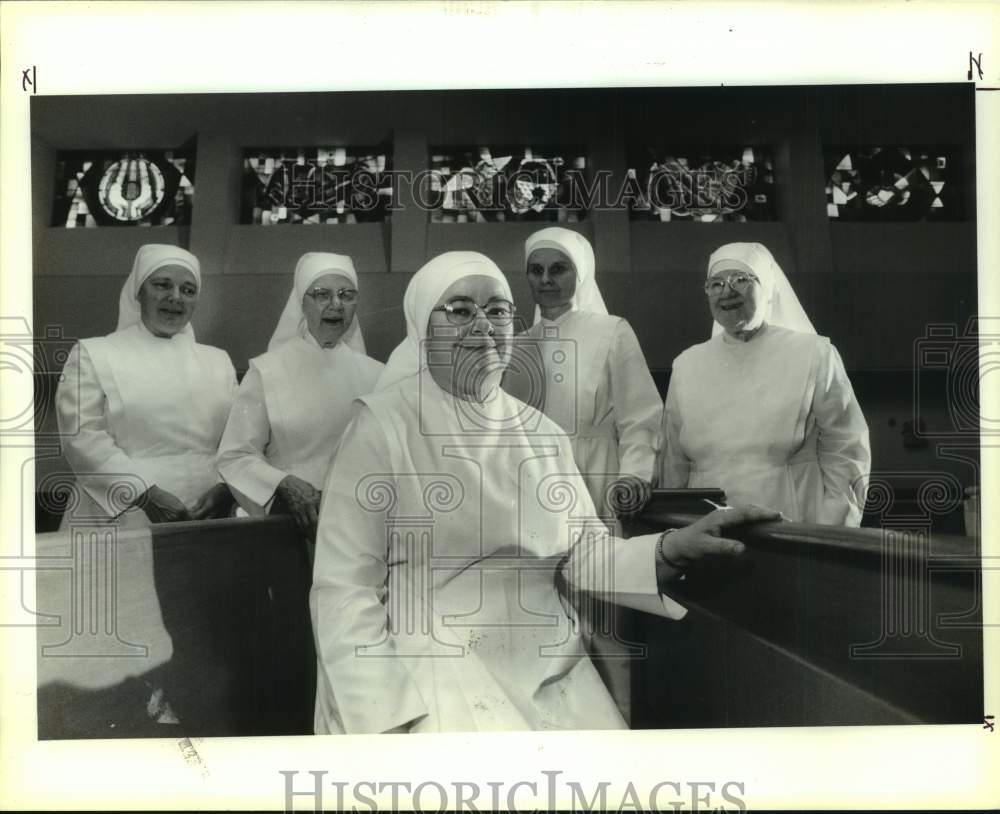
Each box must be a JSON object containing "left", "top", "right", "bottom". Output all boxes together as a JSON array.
[
  {"left": 561, "top": 527, "right": 688, "bottom": 620},
  {"left": 309, "top": 404, "right": 429, "bottom": 734},
  {"left": 55, "top": 343, "right": 157, "bottom": 516},
  {"left": 812, "top": 342, "right": 871, "bottom": 526},
  {"left": 657, "top": 367, "right": 692, "bottom": 488},
  {"left": 217, "top": 367, "right": 286, "bottom": 511},
  {"left": 608, "top": 320, "right": 663, "bottom": 482}
]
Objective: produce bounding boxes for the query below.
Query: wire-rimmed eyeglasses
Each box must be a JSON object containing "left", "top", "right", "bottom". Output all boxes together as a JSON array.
[
  {"left": 305, "top": 287, "right": 359, "bottom": 306},
  {"left": 703, "top": 272, "right": 759, "bottom": 296},
  {"left": 431, "top": 297, "right": 516, "bottom": 327}
]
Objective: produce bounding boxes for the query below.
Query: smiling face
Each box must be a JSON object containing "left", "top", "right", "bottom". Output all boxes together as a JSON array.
[
  {"left": 526, "top": 248, "right": 577, "bottom": 311},
  {"left": 302, "top": 273, "right": 358, "bottom": 348},
  {"left": 138, "top": 265, "right": 199, "bottom": 337},
  {"left": 706, "top": 268, "right": 766, "bottom": 335},
  {"left": 425, "top": 274, "right": 514, "bottom": 399}
]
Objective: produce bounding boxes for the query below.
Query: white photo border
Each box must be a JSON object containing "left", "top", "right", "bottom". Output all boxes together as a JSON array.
[{"left": 1, "top": 1, "right": 998, "bottom": 810}]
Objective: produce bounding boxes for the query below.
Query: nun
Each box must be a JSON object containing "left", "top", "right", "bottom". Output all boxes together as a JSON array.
[
  {"left": 659, "top": 242, "right": 871, "bottom": 526},
  {"left": 504, "top": 228, "right": 665, "bottom": 721},
  {"left": 217, "top": 253, "right": 383, "bottom": 539},
  {"left": 505, "top": 227, "right": 662, "bottom": 522},
  {"left": 310, "top": 250, "right": 779, "bottom": 734},
  {"left": 55, "top": 244, "right": 237, "bottom": 528}
]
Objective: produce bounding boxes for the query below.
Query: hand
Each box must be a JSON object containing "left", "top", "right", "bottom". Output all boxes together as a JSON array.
[
  {"left": 276, "top": 475, "right": 321, "bottom": 539},
  {"left": 659, "top": 504, "right": 782, "bottom": 573},
  {"left": 140, "top": 485, "right": 192, "bottom": 524},
  {"left": 190, "top": 483, "right": 235, "bottom": 520},
  {"left": 607, "top": 475, "right": 652, "bottom": 518}
]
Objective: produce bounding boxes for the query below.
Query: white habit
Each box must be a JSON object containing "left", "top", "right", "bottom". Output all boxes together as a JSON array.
[
  {"left": 56, "top": 322, "right": 236, "bottom": 528},
  {"left": 55, "top": 245, "right": 236, "bottom": 529},
  {"left": 218, "top": 336, "right": 383, "bottom": 512},
  {"left": 311, "top": 370, "right": 684, "bottom": 734},
  {"left": 218, "top": 251, "right": 383, "bottom": 513},
  {"left": 515, "top": 228, "right": 662, "bottom": 520},
  {"left": 311, "top": 251, "right": 683, "bottom": 734},
  {"left": 660, "top": 242, "right": 870, "bottom": 526},
  {"left": 661, "top": 331, "right": 870, "bottom": 525},
  {"left": 521, "top": 310, "right": 662, "bottom": 519}
]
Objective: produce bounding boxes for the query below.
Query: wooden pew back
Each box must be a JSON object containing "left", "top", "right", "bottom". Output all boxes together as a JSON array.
[
  {"left": 36, "top": 516, "right": 314, "bottom": 739},
  {"left": 35, "top": 499, "right": 983, "bottom": 737},
  {"left": 627, "top": 498, "right": 984, "bottom": 728}
]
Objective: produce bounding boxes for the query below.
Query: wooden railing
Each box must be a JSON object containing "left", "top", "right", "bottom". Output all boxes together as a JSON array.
[
  {"left": 627, "top": 493, "right": 984, "bottom": 728},
  {"left": 34, "top": 497, "right": 984, "bottom": 738}
]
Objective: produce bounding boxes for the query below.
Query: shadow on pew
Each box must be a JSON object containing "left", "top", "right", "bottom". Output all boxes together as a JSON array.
[{"left": 36, "top": 516, "right": 315, "bottom": 739}]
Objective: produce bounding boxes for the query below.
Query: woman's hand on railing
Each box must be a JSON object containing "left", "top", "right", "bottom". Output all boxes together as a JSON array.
[
  {"left": 140, "top": 485, "right": 192, "bottom": 523},
  {"left": 190, "top": 483, "right": 236, "bottom": 521},
  {"left": 659, "top": 504, "right": 782, "bottom": 574},
  {"left": 276, "top": 475, "right": 321, "bottom": 540}
]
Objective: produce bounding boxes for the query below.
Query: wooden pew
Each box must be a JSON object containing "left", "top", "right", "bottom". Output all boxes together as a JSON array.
[
  {"left": 626, "top": 494, "right": 984, "bottom": 728},
  {"left": 35, "top": 496, "right": 984, "bottom": 738},
  {"left": 35, "top": 516, "right": 314, "bottom": 739}
]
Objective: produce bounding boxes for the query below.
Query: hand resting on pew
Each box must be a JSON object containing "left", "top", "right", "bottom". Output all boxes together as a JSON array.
[{"left": 655, "top": 504, "right": 783, "bottom": 582}]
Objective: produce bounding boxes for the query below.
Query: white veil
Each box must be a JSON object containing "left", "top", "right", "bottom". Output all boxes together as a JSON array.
[
  {"left": 267, "top": 252, "right": 367, "bottom": 353},
  {"left": 117, "top": 244, "right": 201, "bottom": 336},
  {"left": 374, "top": 252, "right": 512, "bottom": 392},
  {"left": 525, "top": 228, "right": 608, "bottom": 323},
  {"left": 707, "top": 242, "right": 816, "bottom": 336}
]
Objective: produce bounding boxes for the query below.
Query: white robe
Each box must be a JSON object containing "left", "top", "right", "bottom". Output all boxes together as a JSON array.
[
  {"left": 660, "top": 324, "right": 871, "bottom": 526},
  {"left": 310, "top": 370, "right": 684, "bottom": 734},
  {"left": 511, "top": 311, "right": 663, "bottom": 519},
  {"left": 55, "top": 322, "right": 237, "bottom": 529},
  {"left": 217, "top": 336, "right": 384, "bottom": 514}
]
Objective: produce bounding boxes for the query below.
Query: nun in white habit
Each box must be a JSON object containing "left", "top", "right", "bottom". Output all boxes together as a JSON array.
[
  {"left": 55, "top": 244, "right": 237, "bottom": 528},
  {"left": 310, "top": 250, "right": 778, "bottom": 734},
  {"left": 217, "top": 253, "right": 384, "bottom": 538},
  {"left": 659, "top": 242, "right": 871, "bottom": 526},
  {"left": 505, "top": 227, "right": 663, "bottom": 522}
]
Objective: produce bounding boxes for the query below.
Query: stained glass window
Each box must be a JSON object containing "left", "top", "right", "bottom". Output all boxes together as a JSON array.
[
  {"left": 52, "top": 149, "right": 195, "bottom": 227},
  {"left": 428, "top": 147, "right": 587, "bottom": 223},
  {"left": 824, "top": 147, "right": 961, "bottom": 221},
  {"left": 627, "top": 147, "right": 776, "bottom": 222},
  {"left": 242, "top": 147, "right": 392, "bottom": 224}
]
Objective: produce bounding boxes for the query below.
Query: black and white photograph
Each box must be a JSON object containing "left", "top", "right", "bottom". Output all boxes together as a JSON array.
[{"left": 1, "top": 2, "right": 997, "bottom": 811}]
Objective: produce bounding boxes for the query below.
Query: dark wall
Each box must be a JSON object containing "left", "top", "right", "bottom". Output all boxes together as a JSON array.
[{"left": 30, "top": 85, "right": 980, "bottom": 496}]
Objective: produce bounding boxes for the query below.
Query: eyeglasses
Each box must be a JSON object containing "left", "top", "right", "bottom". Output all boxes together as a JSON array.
[
  {"left": 305, "top": 287, "right": 359, "bottom": 306},
  {"left": 703, "top": 272, "right": 759, "bottom": 296},
  {"left": 431, "top": 297, "right": 516, "bottom": 327}
]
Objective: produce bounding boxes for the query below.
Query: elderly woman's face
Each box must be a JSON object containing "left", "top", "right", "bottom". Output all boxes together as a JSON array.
[
  {"left": 706, "top": 267, "right": 765, "bottom": 334},
  {"left": 526, "top": 248, "right": 576, "bottom": 310},
  {"left": 138, "top": 265, "right": 199, "bottom": 337},
  {"left": 426, "top": 274, "right": 514, "bottom": 395},
  {"left": 302, "top": 273, "right": 358, "bottom": 348}
]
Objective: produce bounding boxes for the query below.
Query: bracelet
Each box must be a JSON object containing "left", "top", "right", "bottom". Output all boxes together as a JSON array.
[{"left": 656, "top": 529, "right": 684, "bottom": 571}]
